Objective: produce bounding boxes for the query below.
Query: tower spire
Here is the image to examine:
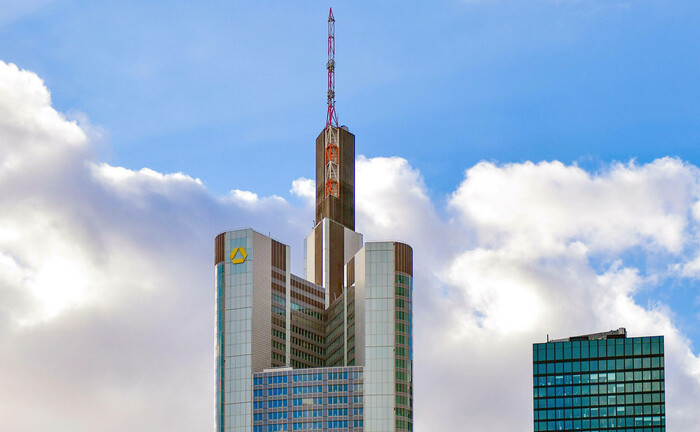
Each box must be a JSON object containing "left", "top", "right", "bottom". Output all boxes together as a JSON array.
[
  {"left": 326, "top": 7, "right": 337, "bottom": 128},
  {"left": 324, "top": 7, "right": 340, "bottom": 199}
]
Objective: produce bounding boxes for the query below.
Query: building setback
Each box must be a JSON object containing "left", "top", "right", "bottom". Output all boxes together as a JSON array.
[
  {"left": 213, "top": 10, "right": 413, "bottom": 432},
  {"left": 533, "top": 328, "right": 665, "bottom": 432}
]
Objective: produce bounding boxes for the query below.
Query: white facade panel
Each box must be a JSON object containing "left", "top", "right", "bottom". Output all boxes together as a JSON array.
[
  {"left": 303, "top": 227, "right": 315, "bottom": 282},
  {"left": 343, "top": 227, "right": 363, "bottom": 264}
]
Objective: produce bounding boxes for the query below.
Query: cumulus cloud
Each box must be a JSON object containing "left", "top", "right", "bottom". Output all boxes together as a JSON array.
[
  {"left": 355, "top": 155, "right": 440, "bottom": 240},
  {"left": 415, "top": 158, "right": 700, "bottom": 431},
  {"left": 2, "top": 58, "right": 700, "bottom": 432},
  {"left": 450, "top": 159, "right": 698, "bottom": 255},
  {"left": 290, "top": 177, "right": 315, "bottom": 205},
  {"left": 0, "top": 60, "right": 305, "bottom": 431}
]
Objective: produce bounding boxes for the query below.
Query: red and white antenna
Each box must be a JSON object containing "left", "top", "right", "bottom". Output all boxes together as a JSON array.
[
  {"left": 324, "top": 7, "right": 340, "bottom": 199},
  {"left": 326, "top": 7, "right": 338, "bottom": 128}
]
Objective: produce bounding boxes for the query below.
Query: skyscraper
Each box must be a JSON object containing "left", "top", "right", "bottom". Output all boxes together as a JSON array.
[
  {"left": 214, "top": 9, "right": 413, "bottom": 432},
  {"left": 533, "top": 328, "right": 666, "bottom": 432}
]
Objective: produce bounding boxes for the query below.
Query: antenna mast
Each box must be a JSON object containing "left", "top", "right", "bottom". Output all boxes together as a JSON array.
[
  {"left": 324, "top": 8, "right": 340, "bottom": 199},
  {"left": 326, "top": 8, "right": 338, "bottom": 128}
]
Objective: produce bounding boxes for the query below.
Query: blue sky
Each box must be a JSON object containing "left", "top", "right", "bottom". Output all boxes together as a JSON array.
[
  {"left": 3, "top": 1, "right": 699, "bottom": 198},
  {"left": 2, "top": 1, "right": 700, "bottom": 431}
]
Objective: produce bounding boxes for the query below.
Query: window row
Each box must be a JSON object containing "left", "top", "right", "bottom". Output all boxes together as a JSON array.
[
  {"left": 272, "top": 294, "right": 286, "bottom": 307},
  {"left": 396, "top": 418, "right": 412, "bottom": 431},
  {"left": 292, "top": 422, "right": 321, "bottom": 431},
  {"left": 327, "top": 408, "right": 347, "bottom": 417},
  {"left": 396, "top": 335, "right": 409, "bottom": 346},
  {"left": 268, "top": 412, "right": 287, "bottom": 420},
  {"left": 290, "top": 349, "right": 324, "bottom": 366},
  {"left": 534, "top": 337, "right": 663, "bottom": 362},
  {"left": 292, "top": 398, "right": 322, "bottom": 406},
  {"left": 534, "top": 357, "right": 664, "bottom": 375},
  {"left": 261, "top": 395, "right": 362, "bottom": 406},
  {"left": 327, "top": 372, "right": 349, "bottom": 381},
  {"left": 265, "top": 375, "right": 288, "bottom": 385},
  {"left": 290, "top": 326, "right": 324, "bottom": 344},
  {"left": 534, "top": 416, "right": 664, "bottom": 431},
  {"left": 396, "top": 311, "right": 410, "bottom": 321},
  {"left": 252, "top": 424, "right": 287, "bottom": 432},
  {"left": 396, "top": 407, "right": 411, "bottom": 419},
  {"left": 269, "top": 399, "right": 287, "bottom": 408},
  {"left": 255, "top": 408, "right": 363, "bottom": 418},
  {"left": 395, "top": 323, "right": 410, "bottom": 333},
  {"left": 534, "top": 382, "right": 663, "bottom": 397},
  {"left": 535, "top": 404, "right": 665, "bottom": 420},
  {"left": 535, "top": 370, "right": 663, "bottom": 386},
  {"left": 293, "top": 386, "right": 322, "bottom": 395},
  {"left": 535, "top": 393, "right": 664, "bottom": 409},
  {"left": 290, "top": 301, "right": 324, "bottom": 321},
  {"left": 395, "top": 274, "right": 411, "bottom": 285},
  {"left": 256, "top": 388, "right": 286, "bottom": 397},
  {"left": 395, "top": 286, "right": 410, "bottom": 297},
  {"left": 294, "top": 373, "right": 323, "bottom": 382},
  {"left": 292, "top": 410, "right": 322, "bottom": 419}
]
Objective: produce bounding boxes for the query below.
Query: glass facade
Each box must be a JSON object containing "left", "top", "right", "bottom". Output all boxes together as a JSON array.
[
  {"left": 217, "top": 230, "right": 255, "bottom": 432},
  {"left": 363, "top": 243, "right": 397, "bottom": 432},
  {"left": 252, "top": 366, "right": 364, "bottom": 432},
  {"left": 394, "top": 272, "right": 412, "bottom": 431},
  {"left": 361, "top": 243, "right": 413, "bottom": 432},
  {"left": 533, "top": 335, "right": 665, "bottom": 432},
  {"left": 217, "top": 261, "right": 226, "bottom": 432},
  {"left": 216, "top": 229, "right": 414, "bottom": 432}
]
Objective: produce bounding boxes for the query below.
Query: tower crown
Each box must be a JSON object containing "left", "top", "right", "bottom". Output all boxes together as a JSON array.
[{"left": 317, "top": 8, "right": 355, "bottom": 230}]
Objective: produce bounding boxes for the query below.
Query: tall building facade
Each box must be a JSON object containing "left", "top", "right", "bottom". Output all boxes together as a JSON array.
[
  {"left": 214, "top": 11, "right": 413, "bottom": 432},
  {"left": 533, "top": 328, "right": 665, "bottom": 432}
]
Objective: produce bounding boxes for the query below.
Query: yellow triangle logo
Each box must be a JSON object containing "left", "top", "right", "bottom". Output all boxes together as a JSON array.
[{"left": 230, "top": 247, "right": 248, "bottom": 264}]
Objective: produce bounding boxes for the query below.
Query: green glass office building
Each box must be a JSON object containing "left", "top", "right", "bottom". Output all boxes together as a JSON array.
[{"left": 533, "top": 328, "right": 665, "bottom": 432}]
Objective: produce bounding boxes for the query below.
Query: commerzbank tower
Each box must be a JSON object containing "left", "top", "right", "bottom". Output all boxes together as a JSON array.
[{"left": 214, "top": 9, "right": 414, "bottom": 432}]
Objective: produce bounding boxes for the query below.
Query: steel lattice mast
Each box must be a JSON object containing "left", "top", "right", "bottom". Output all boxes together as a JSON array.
[
  {"left": 324, "top": 7, "right": 340, "bottom": 199},
  {"left": 326, "top": 8, "right": 338, "bottom": 128}
]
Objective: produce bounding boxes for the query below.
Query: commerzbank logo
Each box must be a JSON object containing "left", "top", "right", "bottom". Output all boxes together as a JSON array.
[{"left": 230, "top": 247, "right": 248, "bottom": 264}]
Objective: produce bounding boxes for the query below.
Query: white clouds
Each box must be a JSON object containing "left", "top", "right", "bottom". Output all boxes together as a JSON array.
[
  {"left": 2, "top": 58, "right": 700, "bottom": 432},
  {"left": 0, "top": 62, "right": 86, "bottom": 172},
  {"left": 290, "top": 177, "right": 315, "bottom": 205},
  {"left": 93, "top": 163, "right": 203, "bottom": 189},
  {"left": 0, "top": 60, "right": 305, "bottom": 431},
  {"left": 445, "top": 247, "right": 547, "bottom": 333},
  {"left": 348, "top": 154, "right": 700, "bottom": 430},
  {"left": 422, "top": 157, "right": 700, "bottom": 431},
  {"left": 356, "top": 155, "right": 442, "bottom": 243},
  {"left": 450, "top": 159, "right": 698, "bottom": 255}
]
